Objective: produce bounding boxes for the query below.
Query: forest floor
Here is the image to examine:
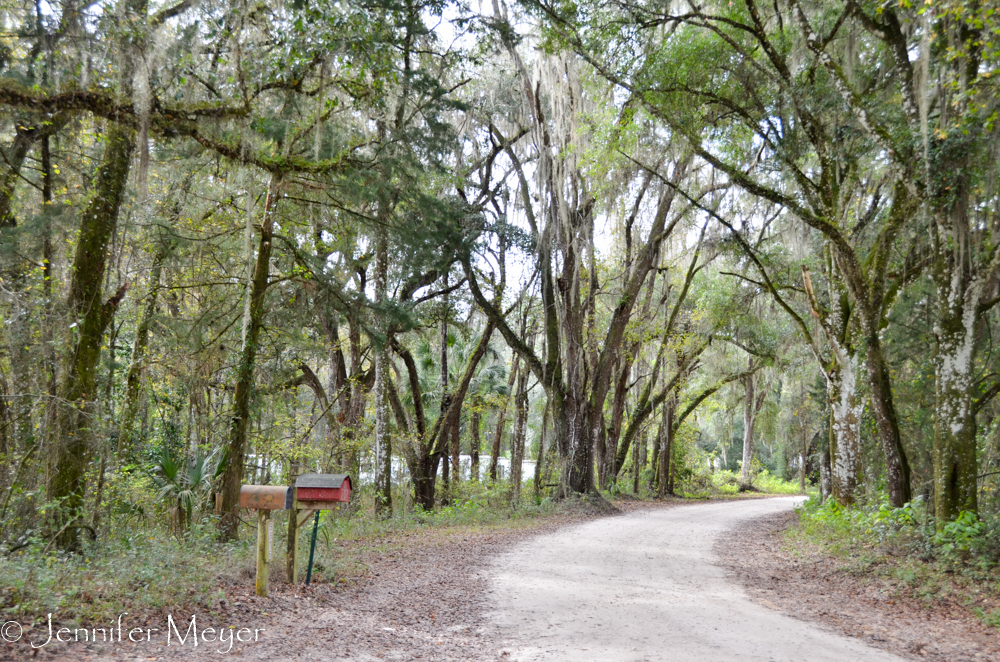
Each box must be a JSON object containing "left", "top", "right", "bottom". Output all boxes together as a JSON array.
[
  {"left": 720, "top": 510, "right": 1000, "bottom": 662},
  {"left": 5, "top": 495, "right": 993, "bottom": 661}
]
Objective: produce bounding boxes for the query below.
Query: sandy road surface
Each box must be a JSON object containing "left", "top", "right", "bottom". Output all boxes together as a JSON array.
[{"left": 490, "top": 497, "right": 906, "bottom": 662}]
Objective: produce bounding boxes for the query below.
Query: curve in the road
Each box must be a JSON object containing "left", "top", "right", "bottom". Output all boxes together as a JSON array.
[{"left": 489, "top": 497, "right": 906, "bottom": 662}]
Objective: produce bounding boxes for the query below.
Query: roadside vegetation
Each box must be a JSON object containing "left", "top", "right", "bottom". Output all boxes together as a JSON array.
[{"left": 789, "top": 497, "right": 1000, "bottom": 629}]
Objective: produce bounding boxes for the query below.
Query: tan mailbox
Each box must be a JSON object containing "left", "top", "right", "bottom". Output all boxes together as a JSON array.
[
  {"left": 238, "top": 484, "right": 293, "bottom": 598},
  {"left": 239, "top": 485, "right": 293, "bottom": 511}
]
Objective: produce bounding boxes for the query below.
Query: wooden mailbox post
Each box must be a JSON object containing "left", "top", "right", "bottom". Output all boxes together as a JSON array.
[
  {"left": 239, "top": 485, "right": 293, "bottom": 596},
  {"left": 292, "top": 473, "right": 352, "bottom": 585}
]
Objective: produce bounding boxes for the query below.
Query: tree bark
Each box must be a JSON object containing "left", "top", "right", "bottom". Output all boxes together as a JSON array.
[
  {"left": 372, "top": 222, "right": 392, "bottom": 518},
  {"left": 739, "top": 368, "right": 766, "bottom": 489},
  {"left": 820, "top": 445, "right": 832, "bottom": 503},
  {"left": 931, "top": 261, "right": 980, "bottom": 521},
  {"left": 602, "top": 356, "right": 630, "bottom": 489},
  {"left": 439, "top": 280, "right": 450, "bottom": 490},
  {"left": 533, "top": 398, "right": 548, "bottom": 497},
  {"left": 469, "top": 408, "right": 481, "bottom": 482},
  {"left": 449, "top": 415, "right": 460, "bottom": 484},
  {"left": 510, "top": 365, "right": 529, "bottom": 504},
  {"left": 863, "top": 334, "right": 913, "bottom": 507},
  {"left": 828, "top": 353, "right": 863, "bottom": 505},
  {"left": 334, "top": 313, "right": 368, "bottom": 475}
]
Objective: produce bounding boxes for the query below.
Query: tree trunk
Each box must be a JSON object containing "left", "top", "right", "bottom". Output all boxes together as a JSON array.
[
  {"left": 48, "top": 121, "right": 134, "bottom": 549},
  {"left": 333, "top": 313, "right": 367, "bottom": 475},
  {"left": 602, "top": 357, "right": 630, "bottom": 489},
  {"left": 1, "top": 127, "right": 42, "bottom": 473},
  {"left": 533, "top": 398, "right": 549, "bottom": 498},
  {"left": 820, "top": 446, "right": 832, "bottom": 503},
  {"left": 40, "top": 134, "right": 58, "bottom": 447},
  {"left": 799, "top": 450, "right": 806, "bottom": 493},
  {"left": 510, "top": 366, "right": 529, "bottom": 504},
  {"left": 561, "top": 389, "right": 592, "bottom": 496},
  {"left": 409, "top": 324, "right": 495, "bottom": 510},
  {"left": 0, "top": 126, "right": 36, "bottom": 229},
  {"left": 372, "top": 223, "right": 392, "bottom": 519},
  {"left": 440, "top": 439, "right": 450, "bottom": 499},
  {"left": 413, "top": 451, "right": 438, "bottom": 512},
  {"left": 489, "top": 355, "right": 519, "bottom": 482},
  {"left": 657, "top": 396, "right": 675, "bottom": 497},
  {"left": 863, "top": 334, "right": 913, "bottom": 507},
  {"left": 286, "top": 446, "right": 303, "bottom": 583},
  {"left": 932, "top": 281, "right": 980, "bottom": 521},
  {"left": 803, "top": 263, "right": 870, "bottom": 506},
  {"left": 318, "top": 311, "right": 349, "bottom": 462},
  {"left": 469, "top": 408, "right": 481, "bottom": 482},
  {"left": 738, "top": 369, "right": 766, "bottom": 489},
  {"left": 632, "top": 428, "right": 646, "bottom": 494},
  {"left": 91, "top": 452, "right": 106, "bottom": 528},
  {"left": 118, "top": 227, "right": 170, "bottom": 458},
  {"left": 828, "top": 352, "right": 863, "bottom": 506},
  {"left": 450, "top": 407, "right": 461, "bottom": 484},
  {"left": 649, "top": 427, "right": 659, "bottom": 492},
  {"left": 0, "top": 370, "right": 10, "bottom": 457},
  {"left": 218, "top": 173, "right": 282, "bottom": 541}
]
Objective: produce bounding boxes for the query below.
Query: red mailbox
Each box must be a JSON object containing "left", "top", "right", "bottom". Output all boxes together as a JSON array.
[
  {"left": 292, "top": 474, "right": 352, "bottom": 586},
  {"left": 295, "top": 473, "right": 351, "bottom": 503}
]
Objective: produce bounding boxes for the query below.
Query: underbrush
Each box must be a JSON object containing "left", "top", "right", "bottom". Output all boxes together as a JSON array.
[
  {"left": 789, "top": 496, "right": 1000, "bottom": 628},
  {"left": 599, "top": 467, "right": 807, "bottom": 501},
  {"left": 0, "top": 518, "right": 248, "bottom": 627},
  {"left": 682, "top": 469, "right": 808, "bottom": 498}
]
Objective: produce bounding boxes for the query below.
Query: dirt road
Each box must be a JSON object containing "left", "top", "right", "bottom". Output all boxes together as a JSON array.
[
  {"left": 8, "top": 498, "right": 914, "bottom": 661},
  {"left": 489, "top": 497, "right": 906, "bottom": 662}
]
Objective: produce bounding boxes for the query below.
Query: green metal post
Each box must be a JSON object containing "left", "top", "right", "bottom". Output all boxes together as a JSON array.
[{"left": 305, "top": 511, "right": 320, "bottom": 585}]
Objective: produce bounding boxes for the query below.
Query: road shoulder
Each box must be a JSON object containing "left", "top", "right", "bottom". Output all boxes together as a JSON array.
[{"left": 717, "top": 510, "right": 1000, "bottom": 662}]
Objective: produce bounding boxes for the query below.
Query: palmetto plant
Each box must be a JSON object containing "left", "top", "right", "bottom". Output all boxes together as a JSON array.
[
  {"left": 411, "top": 332, "right": 507, "bottom": 409},
  {"left": 151, "top": 446, "right": 223, "bottom": 530}
]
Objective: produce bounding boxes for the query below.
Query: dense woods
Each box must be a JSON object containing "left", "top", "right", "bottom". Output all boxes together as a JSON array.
[{"left": 0, "top": 0, "right": 998, "bottom": 582}]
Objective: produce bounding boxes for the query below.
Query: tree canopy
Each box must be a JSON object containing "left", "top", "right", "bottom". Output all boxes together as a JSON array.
[{"left": 0, "top": 0, "right": 998, "bottom": 555}]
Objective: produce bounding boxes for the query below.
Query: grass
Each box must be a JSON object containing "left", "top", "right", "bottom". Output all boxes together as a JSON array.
[
  {"left": 599, "top": 467, "right": 810, "bottom": 503},
  {"left": 786, "top": 496, "right": 1000, "bottom": 629},
  {"left": 754, "top": 471, "right": 810, "bottom": 495},
  {"left": 682, "top": 468, "right": 810, "bottom": 498}
]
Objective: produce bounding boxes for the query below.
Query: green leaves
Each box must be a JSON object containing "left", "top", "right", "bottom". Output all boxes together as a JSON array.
[
  {"left": 150, "top": 446, "right": 221, "bottom": 525},
  {"left": 932, "top": 510, "right": 985, "bottom": 558}
]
